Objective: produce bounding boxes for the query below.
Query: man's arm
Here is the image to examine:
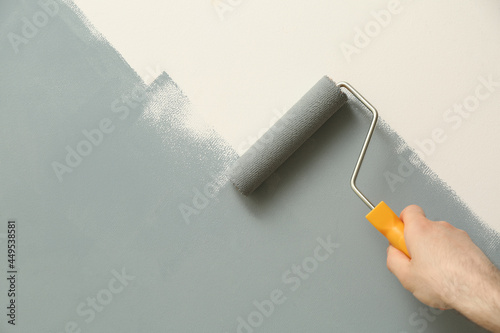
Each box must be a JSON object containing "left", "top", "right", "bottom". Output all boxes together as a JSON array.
[{"left": 386, "top": 205, "right": 500, "bottom": 332}]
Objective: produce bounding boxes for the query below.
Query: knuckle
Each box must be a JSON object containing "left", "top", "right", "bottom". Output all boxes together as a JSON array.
[
  {"left": 458, "top": 229, "right": 470, "bottom": 237},
  {"left": 399, "top": 274, "right": 413, "bottom": 291},
  {"left": 436, "top": 221, "right": 452, "bottom": 229},
  {"left": 400, "top": 279, "right": 415, "bottom": 293},
  {"left": 401, "top": 205, "right": 419, "bottom": 216}
]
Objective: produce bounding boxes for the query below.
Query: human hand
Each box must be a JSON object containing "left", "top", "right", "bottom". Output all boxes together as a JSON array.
[{"left": 386, "top": 205, "right": 500, "bottom": 332}]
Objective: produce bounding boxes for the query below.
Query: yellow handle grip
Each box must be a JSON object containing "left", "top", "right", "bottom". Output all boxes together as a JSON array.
[{"left": 365, "top": 201, "right": 410, "bottom": 258}]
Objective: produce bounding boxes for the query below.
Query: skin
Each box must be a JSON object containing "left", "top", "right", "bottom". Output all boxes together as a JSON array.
[{"left": 387, "top": 205, "right": 500, "bottom": 332}]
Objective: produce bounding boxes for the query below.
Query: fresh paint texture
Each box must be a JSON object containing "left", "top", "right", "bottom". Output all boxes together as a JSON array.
[
  {"left": 72, "top": 0, "right": 500, "bottom": 233},
  {"left": 0, "top": 1, "right": 498, "bottom": 332}
]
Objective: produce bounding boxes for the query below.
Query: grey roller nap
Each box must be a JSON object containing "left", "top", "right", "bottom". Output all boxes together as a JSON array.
[{"left": 229, "top": 76, "right": 348, "bottom": 195}]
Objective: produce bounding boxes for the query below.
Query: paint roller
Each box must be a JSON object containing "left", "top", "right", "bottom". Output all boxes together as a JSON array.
[{"left": 229, "top": 76, "right": 410, "bottom": 258}]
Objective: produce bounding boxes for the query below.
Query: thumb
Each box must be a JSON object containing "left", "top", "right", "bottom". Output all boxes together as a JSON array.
[
  {"left": 400, "top": 204, "right": 426, "bottom": 227},
  {"left": 387, "top": 245, "right": 413, "bottom": 290}
]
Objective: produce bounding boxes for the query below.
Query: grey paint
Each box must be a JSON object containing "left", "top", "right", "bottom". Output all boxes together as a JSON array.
[{"left": 0, "top": 1, "right": 498, "bottom": 332}]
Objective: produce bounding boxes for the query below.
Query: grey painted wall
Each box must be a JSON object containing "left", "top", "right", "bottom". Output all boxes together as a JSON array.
[{"left": 0, "top": 1, "right": 498, "bottom": 332}]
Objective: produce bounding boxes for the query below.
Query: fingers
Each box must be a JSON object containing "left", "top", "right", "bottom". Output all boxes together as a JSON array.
[
  {"left": 387, "top": 245, "right": 413, "bottom": 290},
  {"left": 400, "top": 205, "right": 426, "bottom": 225}
]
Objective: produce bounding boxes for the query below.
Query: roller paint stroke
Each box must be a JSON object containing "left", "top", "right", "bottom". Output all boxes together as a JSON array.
[
  {"left": 59, "top": 2, "right": 235, "bottom": 230},
  {"left": 59, "top": 0, "right": 229, "bottom": 150},
  {"left": 60, "top": 0, "right": 237, "bottom": 224},
  {"left": 177, "top": 79, "right": 499, "bottom": 256},
  {"left": 66, "top": 0, "right": 500, "bottom": 234},
  {"left": 0, "top": 1, "right": 498, "bottom": 332},
  {"left": 50, "top": 67, "right": 188, "bottom": 183},
  {"left": 43, "top": 0, "right": 235, "bottom": 187},
  {"left": 173, "top": 78, "right": 498, "bottom": 331},
  {"left": 218, "top": 96, "right": 500, "bottom": 332},
  {"left": 376, "top": 116, "right": 499, "bottom": 256},
  {"left": 345, "top": 90, "right": 492, "bottom": 221},
  {"left": 1, "top": 1, "right": 233, "bottom": 331}
]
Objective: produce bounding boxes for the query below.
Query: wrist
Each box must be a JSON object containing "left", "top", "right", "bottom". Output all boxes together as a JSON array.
[{"left": 450, "top": 265, "right": 500, "bottom": 331}]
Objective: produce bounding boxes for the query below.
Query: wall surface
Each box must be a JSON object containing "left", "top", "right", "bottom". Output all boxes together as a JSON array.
[
  {"left": 0, "top": 0, "right": 499, "bottom": 332},
  {"left": 72, "top": 0, "right": 500, "bottom": 233}
]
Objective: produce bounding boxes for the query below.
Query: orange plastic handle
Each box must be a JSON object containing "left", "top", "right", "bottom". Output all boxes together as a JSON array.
[{"left": 365, "top": 201, "right": 410, "bottom": 258}]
